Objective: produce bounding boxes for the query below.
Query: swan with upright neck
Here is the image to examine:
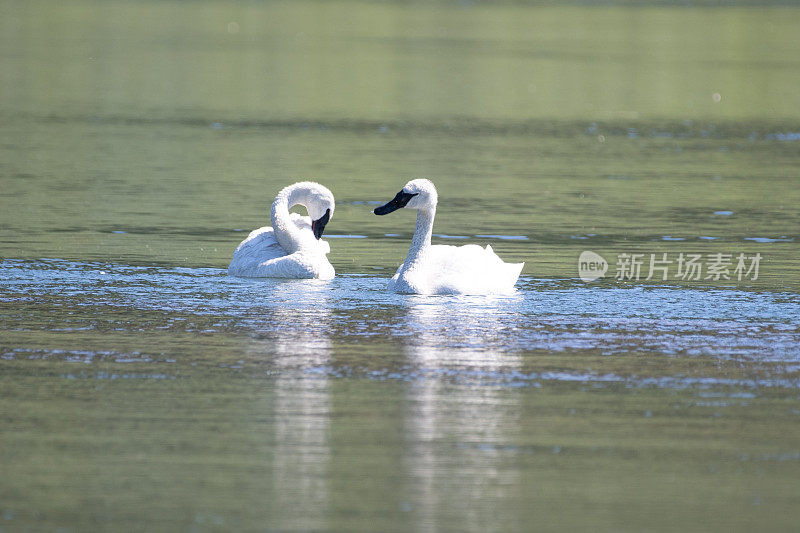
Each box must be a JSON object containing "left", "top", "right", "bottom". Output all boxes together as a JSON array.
[
  {"left": 374, "top": 179, "right": 523, "bottom": 294},
  {"left": 228, "top": 181, "right": 335, "bottom": 279}
]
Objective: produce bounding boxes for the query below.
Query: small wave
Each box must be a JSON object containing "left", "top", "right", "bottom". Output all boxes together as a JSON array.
[
  {"left": 765, "top": 132, "right": 800, "bottom": 141},
  {"left": 744, "top": 237, "right": 794, "bottom": 243},
  {"left": 476, "top": 234, "right": 530, "bottom": 241},
  {"left": 433, "top": 234, "right": 469, "bottom": 239}
]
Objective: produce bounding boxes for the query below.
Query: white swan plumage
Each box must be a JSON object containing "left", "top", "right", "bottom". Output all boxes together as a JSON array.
[
  {"left": 228, "top": 181, "right": 335, "bottom": 279},
  {"left": 373, "top": 179, "right": 523, "bottom": 295}
]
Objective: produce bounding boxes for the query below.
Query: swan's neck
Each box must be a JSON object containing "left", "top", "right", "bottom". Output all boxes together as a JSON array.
[
  {"left": 271, "top": 185, "right": 308, "bottom": 254},
  {"left": 406, "top": 207, "right": 435, "bottom": 264}
]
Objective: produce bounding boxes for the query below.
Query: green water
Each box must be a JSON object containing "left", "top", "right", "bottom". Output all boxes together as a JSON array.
[{"left": 2, "top": 1, "right": 800, "bottom": 531}]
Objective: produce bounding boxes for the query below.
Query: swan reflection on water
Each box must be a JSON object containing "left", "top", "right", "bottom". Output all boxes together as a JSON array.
[
  {"left": 402, "top": 298, "right": 524, "bottom": 530},
  {"left": 247, "top": 279, "right": 333, "bottom": 530},
  {"left": 240, "top": 281, "right": 528, "bottom": 529},
  {"left": 402, "top": 293, "right": 526, "bottom": 358}
]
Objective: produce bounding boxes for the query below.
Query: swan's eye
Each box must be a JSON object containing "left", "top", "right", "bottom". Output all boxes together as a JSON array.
[{"left": 397, "top": 191, "right": 418, "bottom": 207}]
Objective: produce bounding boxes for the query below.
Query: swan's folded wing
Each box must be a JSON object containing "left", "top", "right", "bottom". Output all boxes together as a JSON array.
[
  {"left": 424, "top": 244, "right": 522, "bottom": 294},
  {"left": 228, "top": 226, "right": 288, "bottom": 276}
]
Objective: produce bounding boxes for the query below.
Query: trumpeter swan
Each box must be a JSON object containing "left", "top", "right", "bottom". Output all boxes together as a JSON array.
[
  {"left": 374, "top": 179, "right": 523, "bottom": 294},
  {"left": 228, "top": 181, "right": 335, "bottom": 279}
]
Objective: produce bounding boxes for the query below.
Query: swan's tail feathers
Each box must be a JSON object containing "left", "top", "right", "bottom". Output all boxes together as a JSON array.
[{"left": 508, "top": 261, "right": 524, "bottom": 284}]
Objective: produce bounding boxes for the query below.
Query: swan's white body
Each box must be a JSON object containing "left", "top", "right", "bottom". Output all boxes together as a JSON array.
[
  {"left": 228, "top": 182, "right": 335, "bottom": 279},
  {"left": 375, "top": 179, "right": 523, "bottom": 295}
]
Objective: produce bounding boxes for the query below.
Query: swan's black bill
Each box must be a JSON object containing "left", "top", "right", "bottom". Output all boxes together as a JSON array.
[
  {"left": 311, "top": 209, "right": 330, "bottom": 239},
  {"left": 373, "top": 191, "right": 418, "bottom": 215}
]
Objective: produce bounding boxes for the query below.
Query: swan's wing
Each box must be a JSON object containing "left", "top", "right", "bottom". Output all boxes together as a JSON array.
[
  {"left": 246, "top": 253, "right": 328, "bottom": 279},
  {"left": 233, "top": 226, "right": 284, "bottom": 256},
  {"left": 233, "top": 250, "right": 335, "bottom": 279},
  {"left": 228, "top": 226, "right": 288, "bottom": 276},
  {"left": 228, "top": 223, "right": 334, "bottom": 279},
  {"left": 421, "top": 244, "right": 523, "bottom": 294}
]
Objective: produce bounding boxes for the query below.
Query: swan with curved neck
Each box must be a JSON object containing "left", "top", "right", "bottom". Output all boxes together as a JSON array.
[
  {"left": 374, "top": 179, "right": 523, "bottom": 294},
  {"left": 228, "top": 181, "right": 335, "bottom": 279}
]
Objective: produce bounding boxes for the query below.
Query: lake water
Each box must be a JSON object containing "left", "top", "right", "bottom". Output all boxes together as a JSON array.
[{"left": 2, "top": 1, "right": 800, "bottom": 531}]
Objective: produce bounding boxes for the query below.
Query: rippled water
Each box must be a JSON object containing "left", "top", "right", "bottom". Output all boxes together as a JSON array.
[
  {"left": 4, "top": 259, "right": 800, "bottom": 364},
  {"left": 2, "top": 0, "right": 800, "bottom": 531}
]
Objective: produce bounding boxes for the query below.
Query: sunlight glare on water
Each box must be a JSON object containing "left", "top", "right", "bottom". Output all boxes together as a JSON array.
[{"left": 3, "top": 259, "right": 799, "bottom": 380}]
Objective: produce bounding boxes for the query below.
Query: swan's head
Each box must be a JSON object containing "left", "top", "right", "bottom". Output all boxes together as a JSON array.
[
  {"left": 373, "top": 178, "right": 437, "bottom": 215},
  {"left": 297, "top": 181, "right": 335, "bottom": 239}
]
